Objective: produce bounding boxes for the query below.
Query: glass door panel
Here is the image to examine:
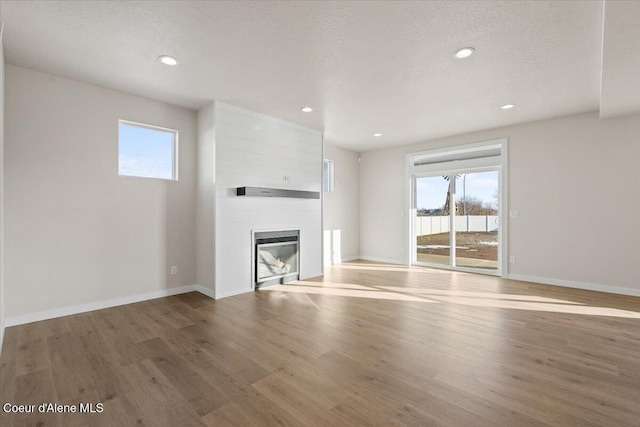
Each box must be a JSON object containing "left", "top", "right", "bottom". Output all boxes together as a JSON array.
[
  {"left": 415, "top": 175, "right": 452, "bottom": 266},
  {"left": 454, "top": 171, "right": 499, "bottom": 270}
]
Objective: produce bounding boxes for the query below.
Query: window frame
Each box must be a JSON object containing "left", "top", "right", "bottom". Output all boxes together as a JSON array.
[
  {"left": 406, "top": 138, "right": 508, "bottom": 276},
  {"left": 118, "top": 119, "right": 179, "bottom": 181}
]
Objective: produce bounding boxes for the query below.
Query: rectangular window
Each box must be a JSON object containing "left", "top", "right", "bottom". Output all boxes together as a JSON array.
[
  {"left": 323, "top": 159, "right": 334, "bottom": 192},
  {"left": 118, "top": 120, "right": 178, "bottom": 180}
]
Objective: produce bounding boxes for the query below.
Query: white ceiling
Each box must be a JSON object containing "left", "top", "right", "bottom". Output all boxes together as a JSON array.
[
  {"left": 1, "top": 1, "right": 637, "bottom": 152},
  {"left": 600, "top": 0, "right": 640, "bottom": 118}
]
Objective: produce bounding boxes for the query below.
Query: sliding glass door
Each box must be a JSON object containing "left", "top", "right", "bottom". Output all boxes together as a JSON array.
[
  {"left": 454, "top": 171, "right": 499, "bottom": 270},
  {"left": 414, "top": 168, "right": 501, "bottom": 274},
  {"left": 415, "top": 175, "right": 452, "bottom": 267}
]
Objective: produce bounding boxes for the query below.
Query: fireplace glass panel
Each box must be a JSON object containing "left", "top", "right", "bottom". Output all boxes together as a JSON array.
[{"left": 256, "top": 242, "right": 299, "bottom": 282}]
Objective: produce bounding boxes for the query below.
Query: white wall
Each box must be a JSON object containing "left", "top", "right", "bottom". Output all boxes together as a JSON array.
[
  {"left": 4, "top": 65, "right": 198, "bottom": 320},
  {"left": 215, "top": 102, "right": 323, "bottom": 298},
  {"left": 360, "top": 111, "right": 640, "bottom": 295},
  {"left": 323, "top": 143, "right": 360, "bottom": 265},
  {"left": 0, "top": 27, "right": 6, "bottom": 349},
  {"left": 360, "top": 149, "right": 408, "bottom": 264},
  {"left": 196, "top": 103, "right": 215, "bottom": 296}
]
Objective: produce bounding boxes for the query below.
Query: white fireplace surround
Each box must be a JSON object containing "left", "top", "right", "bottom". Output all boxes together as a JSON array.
[{"left": 200, "top": 102, "right": 323, "bottom": 299}]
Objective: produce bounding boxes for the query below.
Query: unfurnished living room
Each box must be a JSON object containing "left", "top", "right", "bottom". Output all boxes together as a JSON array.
[{"left": 0, "top": 1, "right": 639, "bottom": 426}]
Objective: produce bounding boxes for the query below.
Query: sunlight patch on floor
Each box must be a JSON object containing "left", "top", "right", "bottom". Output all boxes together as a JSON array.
[
  {"left": 264, "top": 284, "right": 437, "bottom": 303},
  {"left": 375, "top": 286, "right": 583, "bottom": 304},
  {"left": 265, "top": 281, "right": 640, "bottom": 319},
  {"left": 292, "top": 281, "right": 580, "bottom": 305},
  {"left": 289, "top": 281, "right": 375, "bottom": 291},
  {"left": 335, "top": 265, "right": 413, "bottom": 272}
]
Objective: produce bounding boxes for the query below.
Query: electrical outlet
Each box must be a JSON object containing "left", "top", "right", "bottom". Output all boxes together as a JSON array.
[
  {"left": 170, "top": 266, "right": 178, "bottom": 275},
  {"left": 509, "top": 256, "right": 516, "bottom": 264},
  {"left": 283, "top": 175, "right": 291, "bottom": 183},
  {"left": 509, "top": 210, "right": 519, "bottom": 218}
]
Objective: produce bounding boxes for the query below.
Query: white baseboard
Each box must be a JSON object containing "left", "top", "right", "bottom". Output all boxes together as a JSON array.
[
  {"left": 323, "top": 255, "right": 360, "bottom": 268},
  {"left": 195, "top": 284, "right": 216, "bottom": 299},
  {"left": 4, "top": 284, "right": 211, "bottom": 327},
  {"left": 357, "top": 255, "right": 406, "bottom": 265},
  {"left": 216, "top": 287, "right": 253, "bottom": 299},
  {"left": 507, "top": 274, "right": 640, "bottom": 298}
]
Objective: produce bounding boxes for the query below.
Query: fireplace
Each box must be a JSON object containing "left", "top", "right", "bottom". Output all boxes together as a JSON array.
[{"left": 253, "top": 230, "right": 300, "bottom": 288}]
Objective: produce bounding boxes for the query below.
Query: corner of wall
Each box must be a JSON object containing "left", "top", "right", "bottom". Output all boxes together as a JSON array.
[
  {"left": 196, "top": 101, "right": 216, "bottom": 298},
  {"left": 323, "top": 143, "right": 361, "bottom": 265},
  {"left": 0, "top": 24, "right": 6, "bottom": 353}
]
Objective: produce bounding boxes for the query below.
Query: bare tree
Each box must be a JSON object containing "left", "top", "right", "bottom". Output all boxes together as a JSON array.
[{"left": 456, "top": 196, "right": 497, "bottom": 215}]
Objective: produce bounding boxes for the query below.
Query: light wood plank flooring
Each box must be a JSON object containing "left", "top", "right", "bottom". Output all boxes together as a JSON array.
[{"left": 2, "top": 261, "right": 639, "bottom": 426}]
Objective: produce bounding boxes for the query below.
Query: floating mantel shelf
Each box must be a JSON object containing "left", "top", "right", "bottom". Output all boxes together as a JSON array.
[{"left": 236, "top": 186, "right": 320, "bottom": 199}]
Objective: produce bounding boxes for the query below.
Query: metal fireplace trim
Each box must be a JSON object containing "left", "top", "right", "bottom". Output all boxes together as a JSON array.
[{"left": 237, "top": 187, "right": 320, "bottom": 199}]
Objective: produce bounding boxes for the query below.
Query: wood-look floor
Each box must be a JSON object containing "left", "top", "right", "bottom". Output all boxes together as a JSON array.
[{"left": 2, "top": 261, "right": 640, "bottom": 427}]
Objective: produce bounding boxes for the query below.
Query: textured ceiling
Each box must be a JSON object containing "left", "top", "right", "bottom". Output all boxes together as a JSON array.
[{"left": 0, "top": 1, "right": 632, "bottom": 152}]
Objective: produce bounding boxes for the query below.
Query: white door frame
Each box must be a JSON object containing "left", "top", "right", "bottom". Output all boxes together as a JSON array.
[{"left": 405, "top": 139, "right": 509, "bottom": 277}]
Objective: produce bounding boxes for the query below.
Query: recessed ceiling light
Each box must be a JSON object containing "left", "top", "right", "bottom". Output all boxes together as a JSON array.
[
  {"left": 373, "top": 133, "right": 382, "bottom": 137},
  {"left": 500, "top": 103, "right": 516, "bottom": 110},
  {"left": 301, "top": 107, "right": 313, "bottom": 113},
  {"left": 158, "top": 55, "right": 178, "bottom": 66},
  {"left": 454, "top": 47, "right": 475, "bottom": 59}
]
